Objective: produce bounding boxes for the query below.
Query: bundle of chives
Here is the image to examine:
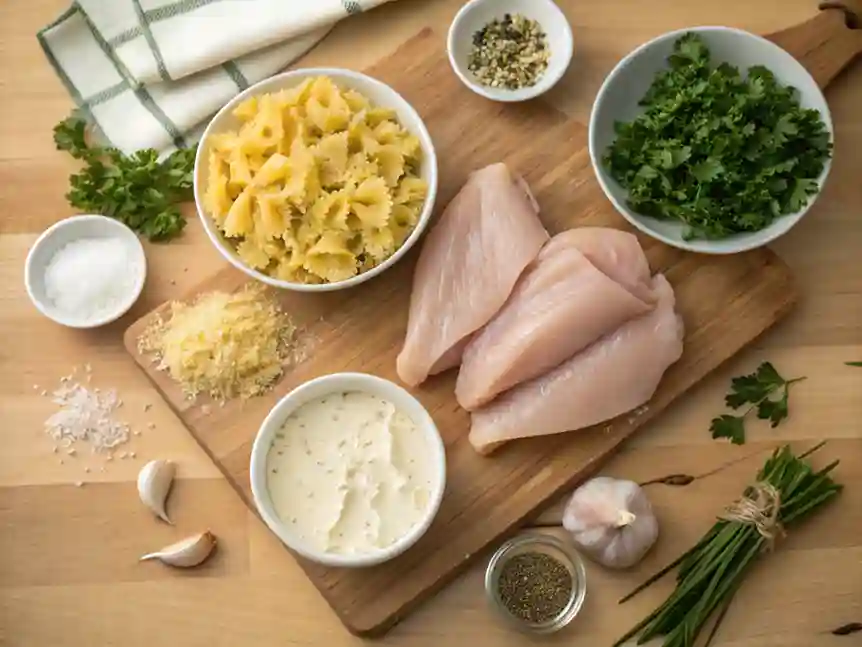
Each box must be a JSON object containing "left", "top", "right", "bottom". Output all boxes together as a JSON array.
[{"left": 614, "top": 442, "right": 843, "bottom": 647}]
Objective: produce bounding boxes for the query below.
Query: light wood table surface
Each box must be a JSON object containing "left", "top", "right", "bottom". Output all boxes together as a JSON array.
[{"left": 1, "top": 1, "right": 860, "bottom": 645}]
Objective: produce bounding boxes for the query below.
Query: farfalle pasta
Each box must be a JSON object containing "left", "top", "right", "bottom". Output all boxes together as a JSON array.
[{"left": 203, "top": 76, "right": 428, "bottom": 284}]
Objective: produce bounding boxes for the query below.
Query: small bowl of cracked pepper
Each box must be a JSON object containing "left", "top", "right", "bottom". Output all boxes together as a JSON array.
[
  {"left": 484, "top": 531, "right": 587, "bottom": 634},
  {"left": 447, "top": 0, "right": 573, "bottom": 102}
]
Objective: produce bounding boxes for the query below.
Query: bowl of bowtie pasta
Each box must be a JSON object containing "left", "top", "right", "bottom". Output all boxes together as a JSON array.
[{"left": 194, "top": 69, "right": 438, "bottom": 292}]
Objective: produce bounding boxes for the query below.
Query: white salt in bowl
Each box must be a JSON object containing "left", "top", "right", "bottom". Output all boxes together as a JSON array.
[
  {"left": 447, "top": 0, "right": 573, "bottom": 102},
  {"left": 24, "top": 215, "right": 147, "bottom": 329}
]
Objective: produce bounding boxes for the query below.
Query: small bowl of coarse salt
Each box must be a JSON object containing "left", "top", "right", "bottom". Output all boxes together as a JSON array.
[
  {"left": 25, "top": 214, "right": 147, "bottom": 329},
  {"left": 447, "top": 0, "right": 573, "bottom": 102}
]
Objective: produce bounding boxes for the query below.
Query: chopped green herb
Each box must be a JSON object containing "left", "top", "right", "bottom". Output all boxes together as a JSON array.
[
  {"left": 603, "top": 33, "right": 832, "bottom": 240},
  {"left": 53, "top": 115, "right": 195, "bottom": 241},
  {"left": 709, "top": 362, "right": 805, "bottom": 445},
  {"left": 845, "top": 361, "right": 862, "bottom": 367}
]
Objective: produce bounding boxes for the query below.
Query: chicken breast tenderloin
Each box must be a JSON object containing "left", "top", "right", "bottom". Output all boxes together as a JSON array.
[
  {"left": 456, "top": 228, "right": 656, "bottom": 410},
  {"left": 396, "top": 163, "right": 549, "bottom": 387},
  {"left": 468, "top": 274, "right": 684, "bottom": 455}
]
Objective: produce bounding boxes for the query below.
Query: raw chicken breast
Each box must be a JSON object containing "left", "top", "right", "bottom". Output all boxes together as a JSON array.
[
  {"left": 396, "top": 163, "right": 549, "bottom": 387},
  {"left": 456, "top": 228, "right": 656, "bottom": 410},
  {"left": 469, "top": 274, "right": 684, "bottom": 455}
]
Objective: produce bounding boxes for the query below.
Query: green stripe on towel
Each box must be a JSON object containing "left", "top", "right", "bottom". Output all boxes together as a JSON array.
[
  {"left": 74, "top": 1, "right": 187, "bottom": 149},
  {"left": 144, "top": 0, "right": 222, "bottom": 23},
  {"left": 222, "top": 61, "right": 250, "bottom": 91},
  {"left": 131, "top": 0, "right": 171, "bottom": 82}
]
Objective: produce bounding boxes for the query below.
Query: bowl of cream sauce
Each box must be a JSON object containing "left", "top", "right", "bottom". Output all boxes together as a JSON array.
[{"left": 249, "top": 372, "right": 447, "bottom": 568}]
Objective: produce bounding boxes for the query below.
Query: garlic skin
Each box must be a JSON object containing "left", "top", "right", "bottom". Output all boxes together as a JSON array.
[
  {"left": 562, "top": 477, "right": 658, "bottom": 569},
  {"left": 140, "top": 531, "right": 217, "bottom": 567},
  {"left": 137, "top": 459, "right": 175, "bottom": 523}
]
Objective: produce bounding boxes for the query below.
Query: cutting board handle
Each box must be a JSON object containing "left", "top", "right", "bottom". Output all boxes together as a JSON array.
[{"left": 765, "top": 0, "right": 862, "bottom": 88}]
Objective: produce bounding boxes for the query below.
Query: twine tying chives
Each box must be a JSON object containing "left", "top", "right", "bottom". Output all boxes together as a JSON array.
[{"left": 718, "top": 481, "right": 786, "bottom": 549}]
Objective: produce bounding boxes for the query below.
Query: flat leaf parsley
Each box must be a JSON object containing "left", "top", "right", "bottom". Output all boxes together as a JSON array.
[
  {"left": 603, "top": 33, "right": 832, "bottom": 240},
  {"left": 53, "top": 115, "right": 195, "bottom": 241},
  {"left": 709, "top": 361, "right": 806, "bottom": 445}
]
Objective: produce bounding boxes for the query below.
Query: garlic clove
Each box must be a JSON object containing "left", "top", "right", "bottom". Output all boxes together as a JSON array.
[
  {"left": 137, "top": 459, "right": 175, "bottom": 524},
  {"left": 140, "top": 531, "right": 217, "bottom": 567}
]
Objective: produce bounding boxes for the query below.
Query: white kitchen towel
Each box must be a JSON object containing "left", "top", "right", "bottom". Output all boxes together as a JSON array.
[{"left": 38, "top": 0, "right": 394, "bottom": 155}]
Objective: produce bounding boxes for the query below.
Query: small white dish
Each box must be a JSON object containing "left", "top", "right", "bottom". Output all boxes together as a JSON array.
[
  {"left": 249, "top": 372, "right": 447, "bottom": 568},
  {"left": 447, "top": 0, "right": 573, "bottom": 102},
  {"left": 589, "top": 26, "right": 834, "bottom": 254},
  {"left": 24, "top": 215, "right": 147, "bottom": 329},
  {"left": 194, "top": 68, "right": 438, "bottom": 293}
]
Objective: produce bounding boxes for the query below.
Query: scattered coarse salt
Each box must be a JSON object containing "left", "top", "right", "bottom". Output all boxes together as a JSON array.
[
  {"left": 84, "top": 467, "right": 91, "bottom": 473},
  {"left": 148, "top": 422, "right": 156, "bottom": 430},
  {"left": 133, "top": 430, "right": 141, "bottom": 436},
  {"left": 40, "top": 390, "right": 48, "bottom": 396},
  {"left": 66, "top": 448, "right": 76, "bottom": 456},
  {"left": 143, "top": 403, "right": 152, "bottom": 412},
  {"left": 51, "top": 446, "right": 58, "bottom": 453},
  {"left": 74, "top": 481, "right": 84, "bottom": 487},
  {"left": 129, "top": 452, "right": 136, "bottom": 458},
  {"left": 43, "top": 236, "right": 141, "bottom": 325},
  {"left": 44, "top": 378, "right": 130, "bottom": 454}
]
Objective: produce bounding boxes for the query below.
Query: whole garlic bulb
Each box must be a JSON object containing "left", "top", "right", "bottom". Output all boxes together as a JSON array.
[{"left": 562, "top": 477, "right": 658, "bottom": 569}]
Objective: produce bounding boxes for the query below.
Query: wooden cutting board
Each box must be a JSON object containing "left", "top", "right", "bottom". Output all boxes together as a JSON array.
[{"left": 123, "top": 8, "right": 861, "bottom": 637}]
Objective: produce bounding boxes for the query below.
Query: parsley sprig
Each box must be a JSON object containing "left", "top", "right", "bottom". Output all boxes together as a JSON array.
[
  {"left": 603, "top": 33, "right": 832, "bottom": 241},
  {"left": 53, "top": 115, "right": 195, "bottom": 241},
  {"left": 709, "top": 361, "right": 805, "bottom": 445}
]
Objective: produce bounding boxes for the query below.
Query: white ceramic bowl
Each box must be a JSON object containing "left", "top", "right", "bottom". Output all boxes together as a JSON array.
[
  {"left": 589, "top": 26, "right": 834, "bottom": 254},
  {"left": 249, "top": 372, "right": 447, "bottom": 568},
  {"left": 447, "top": 0, "right": 573, "bottom": 102},
  {"left": 194, "top": 68, "right": 438, "bottom": 292},
  {"left": 24, "top": 215, "right": 147, "bottom": 328}
]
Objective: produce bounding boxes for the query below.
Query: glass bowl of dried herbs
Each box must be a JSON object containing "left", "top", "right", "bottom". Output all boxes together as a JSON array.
[{"left": 484, "top": 531, "right": 587, "bottom": 634}]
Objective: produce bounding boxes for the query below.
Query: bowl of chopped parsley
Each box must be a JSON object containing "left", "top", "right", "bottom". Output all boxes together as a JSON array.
[{"left": 589, "top": 28, "right": 833, "bottom": 254}]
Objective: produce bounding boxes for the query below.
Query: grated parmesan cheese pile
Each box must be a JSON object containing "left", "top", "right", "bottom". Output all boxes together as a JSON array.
[
  {"left": 45, "top": 381, "right": 130, "bottom": 453},
  {"left": 137, "top": 284, "right": 300, "bottom": 403}
]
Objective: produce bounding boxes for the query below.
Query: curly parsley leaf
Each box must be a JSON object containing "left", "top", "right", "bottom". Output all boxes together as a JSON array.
[
  {"left": 53, "top": 115, "right": 195, "bottom": 241},
  {"left": 710, "top": 362, "right": 805, "bottom": 444},
  {"left": 603, "top": 32, "right": 832, "bottom": 241}
]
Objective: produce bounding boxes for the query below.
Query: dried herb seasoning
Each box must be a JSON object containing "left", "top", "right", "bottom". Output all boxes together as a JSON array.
[
  {"left": 496, "top": 551, "right": 573, "bottom": 624},
  {"left": 468, "top": 13, "right": 550, "bottom": 90}
]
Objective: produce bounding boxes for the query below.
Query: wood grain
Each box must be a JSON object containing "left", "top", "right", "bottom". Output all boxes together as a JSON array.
[
  {"left": 3, "top": 1, "right": 861, "bottom": 646},
  {"left": 767, "top": 2, "right": 862, "bottom": 86},
  {"left": 122, "top": 29, "right": 800, "bottom": 636}
]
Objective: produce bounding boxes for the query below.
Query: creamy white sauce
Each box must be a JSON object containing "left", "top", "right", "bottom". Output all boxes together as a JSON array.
[{"left": 265, "top": 390, "right": 436, "bottom": 555}]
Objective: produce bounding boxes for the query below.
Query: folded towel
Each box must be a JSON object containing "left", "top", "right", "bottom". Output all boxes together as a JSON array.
[{"left": 38, "top": 0, "right": 394, "bottom": 155}]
